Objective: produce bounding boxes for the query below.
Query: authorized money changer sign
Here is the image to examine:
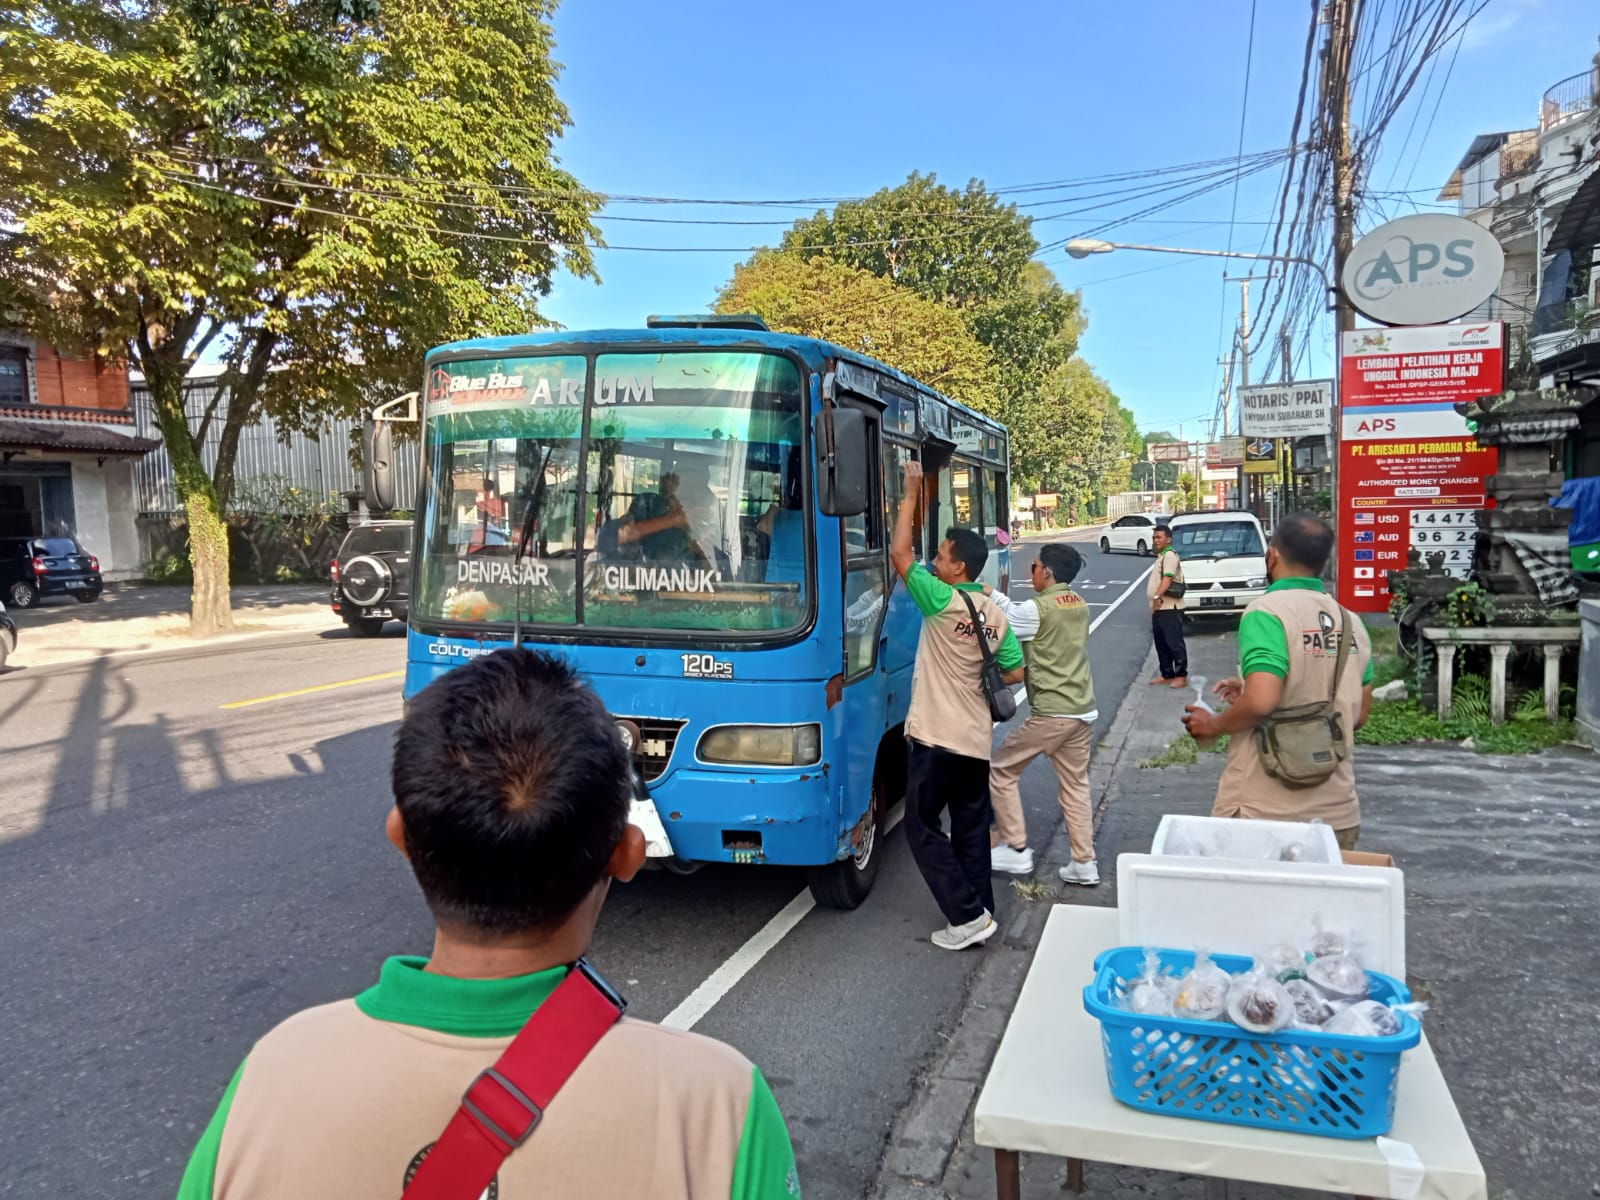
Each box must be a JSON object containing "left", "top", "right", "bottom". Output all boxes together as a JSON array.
[
  {"left": 1238, "top": 379, "right": 1334, "bottom": 438},
  {"left": 1336, "top": 322, "right": 1504, "bottom": 613}
]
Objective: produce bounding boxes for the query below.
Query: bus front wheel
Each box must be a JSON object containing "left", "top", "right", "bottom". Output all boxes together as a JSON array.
[{"left": 807, "top": 776, "right": 886, "bottom": 911}]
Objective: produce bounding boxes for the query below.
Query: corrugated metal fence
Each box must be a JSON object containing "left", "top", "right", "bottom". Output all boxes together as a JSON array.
[{"left": 130, "top": 377, "right": 421, "bottom": 514}]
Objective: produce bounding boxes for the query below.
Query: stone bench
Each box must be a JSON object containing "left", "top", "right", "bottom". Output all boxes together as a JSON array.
[{"left": 1420, "top": 625, "right": 1582, "bottom": 725}]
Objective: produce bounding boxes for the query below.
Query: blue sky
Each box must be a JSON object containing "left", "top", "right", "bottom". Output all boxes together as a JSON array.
[{"left": 542, "top": 0, "right": 1595, "bottom": 437}]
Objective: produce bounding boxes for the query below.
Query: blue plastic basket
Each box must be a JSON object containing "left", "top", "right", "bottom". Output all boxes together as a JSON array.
[{"left": 1083, "top": 946, "right": 1421, "bottom": 1140}]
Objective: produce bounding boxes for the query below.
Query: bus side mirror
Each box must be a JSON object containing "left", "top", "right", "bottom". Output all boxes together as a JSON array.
[
  {"left": 814, "top": 408, "right": 868, "bottom": 517},
  {"left": 362, "top": 418, "right": 396, "bottom": 513}
]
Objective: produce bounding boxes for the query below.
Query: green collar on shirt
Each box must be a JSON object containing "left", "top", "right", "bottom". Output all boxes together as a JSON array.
[
  {"left": 354, "top": 955, "right": 567, "bottom": 1037},
  {"left": 1265, "top": 576, "right": 1326, "bottom": 593},
  {"left": 1038, "top": 582, "right": 1074, "bottom": 598}
]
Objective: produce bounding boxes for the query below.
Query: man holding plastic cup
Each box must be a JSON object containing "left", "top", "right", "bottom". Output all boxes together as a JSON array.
[{"left": 1182, "top": 513, "right": 1375, "bottom": 848}]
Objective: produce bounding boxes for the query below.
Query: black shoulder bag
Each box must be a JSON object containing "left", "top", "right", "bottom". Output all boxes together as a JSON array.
[
  {"left": 958, "top": 590, "right": 1018, "bottom": 723},
  {"left": 1160, "top": 550, "right": 1187, "bottom": 599}
]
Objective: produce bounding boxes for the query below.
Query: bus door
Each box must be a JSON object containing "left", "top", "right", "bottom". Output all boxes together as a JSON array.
[{"left": 834, "top": 394, "right": 891, "bottom": 870}]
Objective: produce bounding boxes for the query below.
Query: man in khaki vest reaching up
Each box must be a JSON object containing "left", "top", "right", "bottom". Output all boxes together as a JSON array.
[
  {"left": 980, "top": 543, "right": 1101, "bottom": 886},
  {"left": 1182, "top": 513, "right": 1374, "bottom": 848},
  {"left": 892, "top": 460, "right": 1025, "bottom": 952}
]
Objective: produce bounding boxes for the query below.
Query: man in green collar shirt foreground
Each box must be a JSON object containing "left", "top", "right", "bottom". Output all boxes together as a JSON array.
[
  {"left": 178, "top": 650, "right": 798, "bottom": 1200},
  {"left": 980, "top": 543, "right": 1101, "bottom": 886},
  {"left": 891, "top": 460, "right": 1025, "bottom": 951},
  {"left": 1183, "top": 514, "right": 1374, "bottom": 849}
]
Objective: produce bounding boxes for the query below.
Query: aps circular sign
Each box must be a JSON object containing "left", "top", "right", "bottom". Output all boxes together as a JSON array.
[{"left": 1341, "top": 213, "right": 1503, "bottom": 326}]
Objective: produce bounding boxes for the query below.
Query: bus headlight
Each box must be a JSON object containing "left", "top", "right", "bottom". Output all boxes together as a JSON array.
[
  {"left": 697, "top": 724, "right": 822, "bottom": 767},
  {"left": 1247, "top": 576, "right": 1268, "bottom": 588}
]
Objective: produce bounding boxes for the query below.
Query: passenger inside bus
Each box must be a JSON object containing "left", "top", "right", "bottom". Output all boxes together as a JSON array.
[{"left": 756, "top": 447, "right": 804, "bottom": 583}]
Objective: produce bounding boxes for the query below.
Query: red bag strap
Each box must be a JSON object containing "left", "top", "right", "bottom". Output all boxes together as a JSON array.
[{"left": 402, "top": 957, "right": 626, "bottom": 1200}]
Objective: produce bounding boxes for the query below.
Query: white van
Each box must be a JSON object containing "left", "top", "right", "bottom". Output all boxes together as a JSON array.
[{"left": 1166, "top": 510, "right": 1269, "bottom": 617}]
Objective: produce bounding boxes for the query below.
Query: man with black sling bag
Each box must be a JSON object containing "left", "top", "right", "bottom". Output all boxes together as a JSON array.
[{"left": 891, "top": 460, "right": 1026, "bottom": 951}]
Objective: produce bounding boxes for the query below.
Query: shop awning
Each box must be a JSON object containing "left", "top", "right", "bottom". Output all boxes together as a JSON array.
[{"left": 0, "top": 416, "right": 159, "bottom": 457}]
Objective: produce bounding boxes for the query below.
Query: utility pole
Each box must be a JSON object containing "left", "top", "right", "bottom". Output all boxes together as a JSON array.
[
  {"left": 1225, "top": 274, "right": 1254, "bottom": 511},
  {"left": 1324, "top": 0, "right": 1362, "bottom": 576},
  {"left": 1326, "top": 0, "right": 1360, "bottom": 339},
  {"left": 1281, "top": 328, "right": 1294, "bottom": 515}
]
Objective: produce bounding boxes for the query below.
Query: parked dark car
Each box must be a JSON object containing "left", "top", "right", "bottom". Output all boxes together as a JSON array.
[
  {"left": 0, "top": 603, "right": 15, "bottom": 669},
  {"left": 0, "top": 536, "right": 103, "bottom": 608},
  {"left": 331, "top": 520, "right": 411, "bottom": 636}
]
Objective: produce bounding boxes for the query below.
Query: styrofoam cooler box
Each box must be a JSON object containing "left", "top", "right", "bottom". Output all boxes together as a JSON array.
[
  {"left": 1116, "top": 852, "right": 1407, "bottom": 977},
  {"left": 1150, "top": 813, "right": 1342, "bottom": 864}
]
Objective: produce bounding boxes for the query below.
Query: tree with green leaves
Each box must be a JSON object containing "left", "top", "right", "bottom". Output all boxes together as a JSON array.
[
  {"left": 1173, "top": 472, "right": 1204, "bottom": 512},
  {"left": 780, "top": 173, "right": 1085, "bottom": 475},
  {"left": 1, "top": 0, "right": 598, "bottom": 632},
  {"left": 715, "top": 251, "right": 999, "bottom": 412}
]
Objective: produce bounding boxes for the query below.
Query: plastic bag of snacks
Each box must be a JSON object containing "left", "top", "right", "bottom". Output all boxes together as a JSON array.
[
  {"left": 1226, "top": 964, "right": 1295, "bottom": 1034},
  {"left": 1172, "top": 947, "right": 1230, "bottom": 1021},
  {"left": 1123, "top": 948, "right": 1175, "bottom": 1017},
  {"left": 1323, "top": 999, "right": 1428, "bottom": 1038},
  {"left": 1307, "top": 953, "right": 1370, "bottom": 1002},
  {"left": 1262, "top": 941, "right": 1312, "bottom": 982},
  {"left": 1284, "top": 977, "right": 1336, "bottom": 1028}
]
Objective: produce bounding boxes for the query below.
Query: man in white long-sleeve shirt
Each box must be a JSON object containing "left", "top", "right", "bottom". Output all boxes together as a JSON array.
[{"left": 979, "top": 543, "right": 1101, "bottom": 884}]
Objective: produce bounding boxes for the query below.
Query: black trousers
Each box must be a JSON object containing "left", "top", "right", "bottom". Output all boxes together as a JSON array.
[
  {"left": 1152, "top": 609, "right": 1188, "bottom": 679},
  {"left": 904, "top": 739, "right": 996, "bottom": 926}
]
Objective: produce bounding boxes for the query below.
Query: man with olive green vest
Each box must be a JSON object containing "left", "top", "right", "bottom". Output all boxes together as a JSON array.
[{"left": 981, "top": 543, "right": 1101, "bottom": 886}]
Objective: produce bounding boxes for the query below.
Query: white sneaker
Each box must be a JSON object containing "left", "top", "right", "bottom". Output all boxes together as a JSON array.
[
  {"left": 1058, "top": 859, "right": 1101, "bottom": 887},
  {"left": 931, "top": 910, "right": 998, "bottom": 951},
  {"left": 990, "top": 844, "right": 1036, "bottom": 875}
]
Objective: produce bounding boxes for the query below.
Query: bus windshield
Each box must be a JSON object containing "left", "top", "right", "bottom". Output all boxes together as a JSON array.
[{"left": 414, "top": 349, "right": 809, "bottom": 635}]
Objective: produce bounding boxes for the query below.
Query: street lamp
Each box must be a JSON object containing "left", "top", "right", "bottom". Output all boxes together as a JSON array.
[{"left": 1064, "top": 238, "right": 1334, "bottom": 302}]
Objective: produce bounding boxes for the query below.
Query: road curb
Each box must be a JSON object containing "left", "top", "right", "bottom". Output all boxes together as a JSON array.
[{"left": 867, "top": 647, "right": 1159, "bottom": 1198}]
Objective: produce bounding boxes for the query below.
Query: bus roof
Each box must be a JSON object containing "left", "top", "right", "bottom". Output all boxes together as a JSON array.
[{"left": 426, "top": 324, "right": 1006, "bottom": 436}]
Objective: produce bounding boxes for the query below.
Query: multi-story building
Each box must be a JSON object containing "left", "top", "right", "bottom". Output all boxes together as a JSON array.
[
  {"left": 0, "top": 332, "right": 156, "bottom": 579},
  {"left": 1441, "top": 41, "right": 1600, "bottom": 472}
]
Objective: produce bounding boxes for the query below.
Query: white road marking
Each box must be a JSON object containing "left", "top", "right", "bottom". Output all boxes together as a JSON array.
[
  {"left": 1089, "top": 572, "right": 1150, "bottom": 633},
  {"left": 661, "top": 800, "right": 907, "bottom": 1032}
]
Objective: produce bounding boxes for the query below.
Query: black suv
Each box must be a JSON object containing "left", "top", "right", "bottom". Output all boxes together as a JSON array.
[
  {"left": 331, "top": 520, "right": 411, "bottom": 636},
  {"left": 0, "top": 536, "right": 103, "bottom": 608}
]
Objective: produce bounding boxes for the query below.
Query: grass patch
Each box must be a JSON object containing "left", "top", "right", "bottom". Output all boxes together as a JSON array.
[
  {"left": 1357, "top": 699, "right": 1575, "bottom": 755},
  {"left": 1010, "top": 878, "right": 1051, "bottom": 902},
  {"left": 1139, "top": 733, "right": 1230, "bottom": 769}
]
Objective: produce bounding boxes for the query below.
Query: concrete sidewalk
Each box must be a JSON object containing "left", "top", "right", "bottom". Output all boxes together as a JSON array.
[
  {"left": 3, "top": 583, "right": 338, "bottom": 671},
  {"left": 875, "top": 621, "right": 1598, "bottom": 1200}
]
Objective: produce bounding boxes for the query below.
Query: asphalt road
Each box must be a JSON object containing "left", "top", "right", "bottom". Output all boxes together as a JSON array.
[{"left": 0, "top": 528, "right": 1161, "bottom": 1198}]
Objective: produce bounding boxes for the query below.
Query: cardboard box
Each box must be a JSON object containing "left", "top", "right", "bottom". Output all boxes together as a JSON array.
[{"left": 1341, "top": 849, "right": 1396, "bottom": 868}]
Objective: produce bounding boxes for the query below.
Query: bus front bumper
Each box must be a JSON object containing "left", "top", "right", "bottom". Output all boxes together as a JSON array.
[{"left": 635, "top": 766, "right": 839, "bottom": 867}]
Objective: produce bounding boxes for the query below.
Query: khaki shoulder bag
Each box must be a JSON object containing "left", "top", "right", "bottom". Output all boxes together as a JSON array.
[{"left": 1253, "top": 606, "right": 1354, "bottom": 789}]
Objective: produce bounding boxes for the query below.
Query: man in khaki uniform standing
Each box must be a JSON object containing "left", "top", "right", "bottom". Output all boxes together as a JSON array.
[
  {"left": 980, "top": 543, "right": 1101, "bottom": 886},
  {"left": 1183, "top": 513, "right": 1375, "bottom": 848},
  {"left": 891, "top": 460, "right": 1025, "bottom": 951},
  {"left": 1148, "top": 525, "right": 1188, "bottom": 688}
]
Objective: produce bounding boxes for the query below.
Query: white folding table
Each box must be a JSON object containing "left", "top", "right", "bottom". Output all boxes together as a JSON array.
[{"left": 974, "top": 906, "right": 1487, "bottom": 1200}]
